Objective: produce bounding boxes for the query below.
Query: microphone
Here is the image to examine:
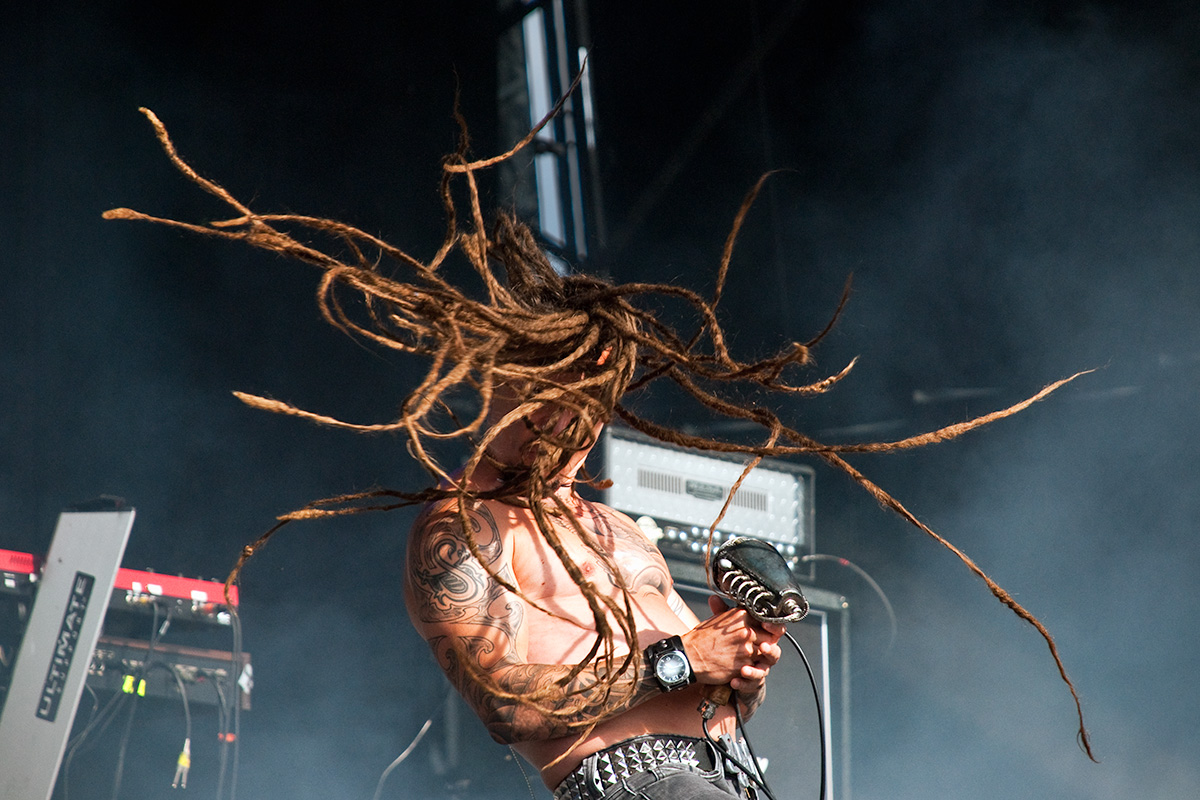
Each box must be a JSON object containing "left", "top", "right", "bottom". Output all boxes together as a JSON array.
[
  {"left": 711, "top": 537, "right": 809, "bottom": 624},
  {"left": 700, "top": 537, "right": 808, "bottom": 717}
]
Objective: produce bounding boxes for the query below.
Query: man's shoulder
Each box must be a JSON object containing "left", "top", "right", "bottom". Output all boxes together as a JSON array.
[
  {"left": 406, "top": 497, "right": 520, "bottom": 575},
  {"left": 583, "top": 498, "right": 635, "bottom": 524},
  {"left": 580, "top": 498, "right": 653, "bottom": 540},
  {"left": 408, "top": 496, "right": 529, "bottom": 546},
  {"left": 412, "top": 494, "right": 485, "bottom": 525}
]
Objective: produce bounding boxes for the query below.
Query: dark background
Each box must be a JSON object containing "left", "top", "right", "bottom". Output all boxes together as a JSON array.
[{"left": 3, "top": 1, "right": 1198, "bottom": 798}]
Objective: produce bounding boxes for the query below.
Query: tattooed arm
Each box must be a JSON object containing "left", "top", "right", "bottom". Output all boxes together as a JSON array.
[{"left": 403, "top": 500, "right": 661, "bottom": 744}]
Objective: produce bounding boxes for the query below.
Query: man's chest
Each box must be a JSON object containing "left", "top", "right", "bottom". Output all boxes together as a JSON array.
[{"left": 510, "top": 503, "right": 671, "bottom": 604}]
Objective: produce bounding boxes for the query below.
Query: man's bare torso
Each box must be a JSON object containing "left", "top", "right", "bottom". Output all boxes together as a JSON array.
[
  {"left": 490, "top": 496, "right": 741, "bottom": 785},
  {"left": 406, "top": 491, "right": 738, "bottom": 788}
]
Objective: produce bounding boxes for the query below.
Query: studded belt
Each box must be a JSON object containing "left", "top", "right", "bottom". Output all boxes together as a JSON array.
[{"left": 553, "top": 735, "right": 715, "bottom": 800}]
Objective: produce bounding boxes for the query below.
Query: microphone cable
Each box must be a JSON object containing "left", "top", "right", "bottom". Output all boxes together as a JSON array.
[{"left": 784, "top": 628, "right": 826, "bottom": 800}]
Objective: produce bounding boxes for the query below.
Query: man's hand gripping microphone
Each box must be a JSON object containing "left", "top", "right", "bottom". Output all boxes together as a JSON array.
[{"left": 700, "top": 536, "right": 809, "bottom": 719}]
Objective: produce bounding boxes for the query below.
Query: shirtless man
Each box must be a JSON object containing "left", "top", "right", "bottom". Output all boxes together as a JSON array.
[{"left": 404, "top": 389, "right": 786, "bottom": 800}]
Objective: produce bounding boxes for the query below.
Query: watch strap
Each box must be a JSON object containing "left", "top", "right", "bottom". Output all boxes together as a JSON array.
[{"left": 645, "top": 634, "right": 684, "bottom": 658}]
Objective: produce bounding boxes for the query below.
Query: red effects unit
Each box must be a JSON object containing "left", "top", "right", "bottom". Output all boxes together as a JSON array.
[{"left": 1, "top": 547, "right": 237, "bottom": 618}]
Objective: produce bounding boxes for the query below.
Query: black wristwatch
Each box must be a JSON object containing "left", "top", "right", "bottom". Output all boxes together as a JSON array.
[{"left": 644, "top": 635, "right": 696, "bottom": 692}]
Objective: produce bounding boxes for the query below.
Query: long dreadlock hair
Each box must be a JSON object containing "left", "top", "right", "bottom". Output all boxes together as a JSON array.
[{"left": 104, "top": 105, "right": 1095, "bottom": 759}]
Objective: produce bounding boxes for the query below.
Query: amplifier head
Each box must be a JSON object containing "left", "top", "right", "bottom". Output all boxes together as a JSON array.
[{"left": 600, "top": 426, "right": 815, "bottom": 577}]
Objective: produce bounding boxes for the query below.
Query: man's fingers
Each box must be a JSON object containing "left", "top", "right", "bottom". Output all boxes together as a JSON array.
[
  {"left": 731, "top": 663, "right": 770, "bottom": 690},
  {"left": 758, "top": 641, "right": 782, "bottom": 663}
]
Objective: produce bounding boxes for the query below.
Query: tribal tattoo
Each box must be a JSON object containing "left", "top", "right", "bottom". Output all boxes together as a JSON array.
[{"left": 407, "top": 500, "right": 656, "bottom": 743}]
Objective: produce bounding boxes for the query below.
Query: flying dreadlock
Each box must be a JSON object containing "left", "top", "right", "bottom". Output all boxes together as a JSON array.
[{"left": 104, "top": 105, "right": 1095, "bottom": 759}]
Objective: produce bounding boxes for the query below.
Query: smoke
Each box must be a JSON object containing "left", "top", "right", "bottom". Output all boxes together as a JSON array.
[{"left": 742, "top": 5, "right": 1200, "bottom": 799}]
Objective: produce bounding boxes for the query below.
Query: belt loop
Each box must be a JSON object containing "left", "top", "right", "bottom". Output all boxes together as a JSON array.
[
  {"left": 700, "top": 736, "right": 720, "bottom": 773},
  {"left": 585, "top": 751, "right": 605, "bottom": 799}
]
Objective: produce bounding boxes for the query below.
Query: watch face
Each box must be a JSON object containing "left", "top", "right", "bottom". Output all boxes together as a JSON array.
[{"left": 656, "top": 652, "right": 689, "bottom": 685}]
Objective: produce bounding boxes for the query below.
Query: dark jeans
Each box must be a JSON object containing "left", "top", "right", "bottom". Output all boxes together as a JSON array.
[{"left": 593, "top": 764, "right": 743, "bottom": 800}]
